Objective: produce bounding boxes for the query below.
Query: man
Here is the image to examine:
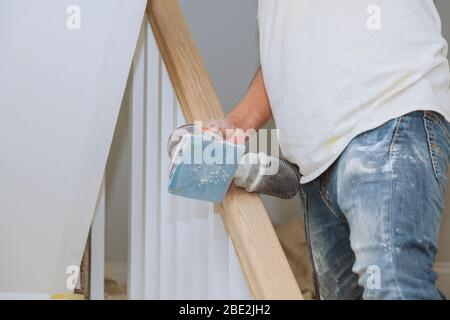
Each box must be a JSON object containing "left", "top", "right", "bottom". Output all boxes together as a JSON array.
[{"left": 209, "top": 0, "right": 450, "bottom": 299}]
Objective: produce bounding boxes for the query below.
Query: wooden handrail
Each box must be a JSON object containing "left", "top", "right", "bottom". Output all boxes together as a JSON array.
[{"left": 146, "top": 0, "right": 303, "bottom": 300}]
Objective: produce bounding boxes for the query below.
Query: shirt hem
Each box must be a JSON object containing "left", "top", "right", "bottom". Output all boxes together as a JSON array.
[{"left": 299, "top": 105, "right": 450, "bottom": 184}]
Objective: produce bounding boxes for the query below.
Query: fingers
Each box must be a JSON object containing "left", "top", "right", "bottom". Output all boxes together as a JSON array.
[
  {"left": 168, "top": 118, "right": 250, "bottom": 160},
  {"left": 206, "top": 118, "right": 234, "bottom": 136},
  {"left": 207, "top": 118, "right": 249, "bottom": 145}
]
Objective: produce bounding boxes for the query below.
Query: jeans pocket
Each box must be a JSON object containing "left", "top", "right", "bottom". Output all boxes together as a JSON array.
[{"left": 423, "top": 111, "right": 450, "bottom": 191}]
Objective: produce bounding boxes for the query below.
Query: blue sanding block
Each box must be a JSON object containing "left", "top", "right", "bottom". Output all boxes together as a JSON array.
[{"left": 168, "top": 130, "right": 245, "bottom": 203}]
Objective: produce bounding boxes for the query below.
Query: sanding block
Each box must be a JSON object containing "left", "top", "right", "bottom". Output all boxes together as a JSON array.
[{"left": 168, "top": 125, "right": 245, "bottom": 203}]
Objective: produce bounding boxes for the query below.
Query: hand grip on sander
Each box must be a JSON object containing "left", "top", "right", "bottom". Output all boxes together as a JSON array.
[{"left": 167, "top": 124, "right": 246, "bottom": 203}]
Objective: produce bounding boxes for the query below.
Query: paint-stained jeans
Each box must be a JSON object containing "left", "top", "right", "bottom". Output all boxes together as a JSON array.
[{"left": 300, "top": 111, "right": 450, "bottom": 300}]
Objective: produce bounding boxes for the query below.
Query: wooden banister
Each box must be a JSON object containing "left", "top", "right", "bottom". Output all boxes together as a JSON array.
[{"left": 146, "top": 0, "right": 303, "bottom": 300}]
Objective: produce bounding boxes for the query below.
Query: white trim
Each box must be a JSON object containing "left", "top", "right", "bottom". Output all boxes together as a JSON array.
[
  {"left": 127, "top": 18, "right": 147, "bottom": 300},
  {"left": 143, "top": 19, "right": 161, "bottom": 300},
  {"left": 90, "top": 179, "right": 106, "bottom": 300},
  {"left": 0, "top": 293, "right": 51, "bottom": 300},
  {"left": 208, "top": 205, "right": 230, "bottom": 299},
  {"left": 158, "top": 60, "right": 177, "bottom": 299}
]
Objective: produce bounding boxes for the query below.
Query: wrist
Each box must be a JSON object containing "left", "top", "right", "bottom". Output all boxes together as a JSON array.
[{"left": 226, "top": 105, "right": 256, "bottom": 131}]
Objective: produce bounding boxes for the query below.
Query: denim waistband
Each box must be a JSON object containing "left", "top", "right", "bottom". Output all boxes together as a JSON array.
[{"left": 406, "top": 110, "right": 425, "bottom": 118}]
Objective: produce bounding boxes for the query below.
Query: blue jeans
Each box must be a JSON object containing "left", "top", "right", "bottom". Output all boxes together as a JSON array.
[{"left": 300, "top": 111, "right": 450, "bottom": 300}]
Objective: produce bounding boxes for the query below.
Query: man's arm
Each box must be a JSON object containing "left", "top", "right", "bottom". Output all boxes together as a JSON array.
[
  {"left": 227, "top": 68, "right": 272, "bottom": 130},
  {"left": 208, "top": 68, "right": 272, "bottom": 137}
]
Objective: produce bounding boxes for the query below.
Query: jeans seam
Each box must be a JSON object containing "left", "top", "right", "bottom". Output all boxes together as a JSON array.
[
  {"left": 301, "top": 189, "right": 321, "bottom": 299},
  {"left": 423, "top": 113, "right": 445, "bottom": 192},
  {"left": 387, "top": 116, "right": 405, "bottom": 300},
  {"left": 319, "top": 190, "right": 346, "bottom": 223},
  {"left": 389, "top": 116, "right": 403, "bottom": 154},
  {"left": 319, "top": 171, "right": 346, "bottom": 223},
  {"left": 426, "top": 111, "right": 450, "bottom": 142}
]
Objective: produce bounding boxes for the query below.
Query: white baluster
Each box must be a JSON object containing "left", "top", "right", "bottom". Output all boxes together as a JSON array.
[
  {"left": 128, "top": 19, "right": 147, "bottom": 300},
  {"left": 143, "top": 20, "right": 161, "bottom": 300},
  {"left": 159, "top": 62, "right": 177, "bottom": 299}
]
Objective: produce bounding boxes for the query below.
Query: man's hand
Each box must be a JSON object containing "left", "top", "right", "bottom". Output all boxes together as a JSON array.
[
  {"left": 222, "top": 68, "right": 272, "bottom": 131},
  {"left": 206, "top": 117, "right": 249, "bottom": 145},
  {"left": 206, "top": 68, "right": 272, "bottom": 145},
  {"left": 207, "top": 117, "right": 236, "bottom": 138},
  {"left": 167, "top": 120, "right": 242, "bottom": 160}
]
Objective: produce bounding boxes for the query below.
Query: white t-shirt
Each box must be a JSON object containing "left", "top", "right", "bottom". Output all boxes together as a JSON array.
[{"left": 258, "top": 0, "right": 450, "bottom": 183}]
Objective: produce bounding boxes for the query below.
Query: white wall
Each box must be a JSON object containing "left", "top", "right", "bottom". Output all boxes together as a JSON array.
[{"left": 0, "top": 0, "right": 146, "bottom": 294}]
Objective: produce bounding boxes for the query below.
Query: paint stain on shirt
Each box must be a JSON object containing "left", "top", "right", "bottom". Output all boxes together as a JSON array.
[{"left": 326, "top": 136, "right": 341, "bottom": 153}]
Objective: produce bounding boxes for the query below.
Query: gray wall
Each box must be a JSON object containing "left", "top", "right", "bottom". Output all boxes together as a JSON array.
[
  {"left": 436, "top": 0, "right": 450, "bottom": 40},
  {"left": 179, "top": 0, "right": 260, "bottom": 110},
  {"left": 105, "top": 82, "right": 130, "bottom": 266}
]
